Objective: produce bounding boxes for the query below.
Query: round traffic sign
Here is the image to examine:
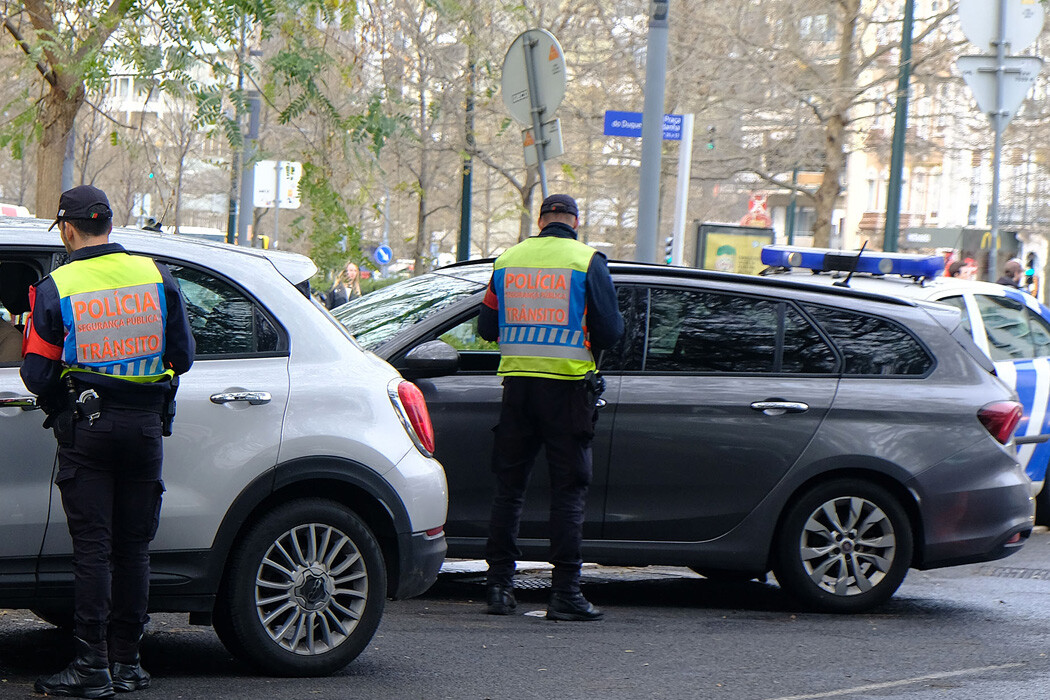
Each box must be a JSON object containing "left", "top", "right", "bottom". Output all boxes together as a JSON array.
[
  {"left": 501, "top": 29, "right": 566, "bottom": 126},
  {"left": 373, "top": 244, "right": 393, "bottom": 266}
]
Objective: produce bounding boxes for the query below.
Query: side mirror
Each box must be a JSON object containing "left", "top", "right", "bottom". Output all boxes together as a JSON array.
[{"left": 400, "top": 339, "right": 460, "bottom": 379}]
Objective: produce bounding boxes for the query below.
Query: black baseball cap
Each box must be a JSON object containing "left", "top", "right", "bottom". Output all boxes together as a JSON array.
[
  {"left": 49, "top": 185, "right": 113, "bottom": 230},
  {"left": 539, "top": 194, "right": 578, "bottom": 217}
]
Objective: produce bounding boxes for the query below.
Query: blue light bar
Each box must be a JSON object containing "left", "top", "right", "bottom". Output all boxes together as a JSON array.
[{"left": 760, "top": 245, "right": 943, "bottom": 279}]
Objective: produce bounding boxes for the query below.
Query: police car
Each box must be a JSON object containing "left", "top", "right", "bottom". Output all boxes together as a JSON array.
[{"left": 761, "top": 245, "right": 1050, "bottom": 519}]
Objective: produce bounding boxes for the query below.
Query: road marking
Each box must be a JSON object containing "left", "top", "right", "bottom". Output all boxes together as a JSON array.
[{"left": 765, "top": 663, "right": 1025, "bottom": 700}]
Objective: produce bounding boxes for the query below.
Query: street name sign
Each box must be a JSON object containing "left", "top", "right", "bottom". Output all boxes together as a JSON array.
[{"left": 603, "top": 110, "right": 683, "bottom": 141}]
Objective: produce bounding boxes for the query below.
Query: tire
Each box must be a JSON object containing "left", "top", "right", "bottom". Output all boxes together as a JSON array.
[
  {"left": 31, "top": 606, "right": 74, "bottom": 629},
  {"left": 772, "top": 479, "right": 913, "bottom": 614},
  {"left": 213, "top": 499, "right": 387, "bottom": 677}
]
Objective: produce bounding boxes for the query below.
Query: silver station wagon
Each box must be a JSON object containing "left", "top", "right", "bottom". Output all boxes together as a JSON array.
[{"left": 334, "top": 257, "right": 1034, "bottom": 614}]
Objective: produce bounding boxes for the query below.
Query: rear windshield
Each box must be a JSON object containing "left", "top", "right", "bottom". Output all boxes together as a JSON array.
[{"left": 333, "top": 272, "right": 486, "bottom": 351}]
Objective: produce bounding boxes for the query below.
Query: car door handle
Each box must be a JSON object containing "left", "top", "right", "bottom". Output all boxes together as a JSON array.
[
  {"left": 210, "top": 391, "right": 272, "bottom": 406},
  {"left": 750, "top": 401, "right": 809, "bottom": 415},
  {"left": 0, "top": 396, "right": 40, "bottom": 410}
]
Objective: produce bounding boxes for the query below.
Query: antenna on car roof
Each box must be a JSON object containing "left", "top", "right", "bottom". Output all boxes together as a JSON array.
[{"left": 833, "top": 241, "right": 867, "bottom": 288}]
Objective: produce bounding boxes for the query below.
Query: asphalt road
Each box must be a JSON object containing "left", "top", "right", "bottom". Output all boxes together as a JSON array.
[{"left": 4, "top": 532, "right": 1050, "bottom": 699}]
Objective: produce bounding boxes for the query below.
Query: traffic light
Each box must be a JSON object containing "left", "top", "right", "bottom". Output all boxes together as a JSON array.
[
  {"left": 664, "top": 236, "right": 674, "bottom": 264},
  {"left": 706, "top": 125, "right": 716, "bottom": 150}
]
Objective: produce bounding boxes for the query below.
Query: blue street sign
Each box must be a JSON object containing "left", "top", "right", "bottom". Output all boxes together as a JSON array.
[
  {"left": 603, "top": 110, "right": 683, "bottom": 141},
  {"left": 373, "top": 244, "right": 393, "bottom": 265}
]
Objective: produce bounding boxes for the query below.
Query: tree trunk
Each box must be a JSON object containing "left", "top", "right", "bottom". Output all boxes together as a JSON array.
[
  {"left": 36, "top": 81, "right": 85, "bottom": 217},
  {"left": 812, "top": 112, "right": 846, "bottom": 247},
  {"left": 414, "top": 184, "right": 427, "bottom": 275},
  {"left": 812, "top": 0, "right": 859, "bottom": 248}
]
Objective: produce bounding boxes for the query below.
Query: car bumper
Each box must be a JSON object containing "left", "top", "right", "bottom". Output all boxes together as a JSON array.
[
  {"left": 910, "top": 444, "right": 1035, "bottom": 569},
  {"left": 393, "top": 529, "right": 447, "bottom": 599}
]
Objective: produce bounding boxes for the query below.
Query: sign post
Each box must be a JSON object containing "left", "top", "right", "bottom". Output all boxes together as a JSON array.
[
  {"left": 957, "top": 0, "right": 1044, "bottom": 279},
  {"left": 502, "top": 29, "right": 567, "bottom": 199}
]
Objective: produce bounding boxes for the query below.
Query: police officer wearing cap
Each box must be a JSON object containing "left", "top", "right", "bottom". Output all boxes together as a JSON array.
[
  {"left": 22, "top": 185, "right": 194, "bottom": 698},
  {"left": 478, "top": 193, "right": 624, "bottom": 621}
]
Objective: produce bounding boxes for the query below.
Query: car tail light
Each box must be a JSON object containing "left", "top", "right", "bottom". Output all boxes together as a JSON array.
[
  {"left": 978, "top": 401, "right": 1023, "bottom": 444},
  {"left": 388, "top": 379, "right": 436, "bottom": 456}
]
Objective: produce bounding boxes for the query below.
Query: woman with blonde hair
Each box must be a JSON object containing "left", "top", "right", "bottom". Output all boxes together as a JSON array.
[{"left": 326, "top": 261, "right": 363, "bottom": 309}]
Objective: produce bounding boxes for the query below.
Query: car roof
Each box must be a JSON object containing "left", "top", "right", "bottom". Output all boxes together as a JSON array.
[
  {"left": 0, "top": 217, "right": 317, "bottom": 285},
  {"left": 434, "top": 257, "right": 919, "bottom": 308},
  {"left": 760, "top": 265, "right": 1045, "bottom": 305}
]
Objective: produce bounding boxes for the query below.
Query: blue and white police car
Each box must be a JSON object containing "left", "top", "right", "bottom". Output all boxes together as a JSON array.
[{"left": 760, "top": 245, "right": 1050, "bottom": 520}]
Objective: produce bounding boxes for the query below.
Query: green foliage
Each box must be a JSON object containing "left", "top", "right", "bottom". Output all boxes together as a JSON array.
[
  {"left": 0, "top": 95, "right": 41, "bottom": 161},
  {"left": 293, "top": 161, "right": 365, "bottom": 286},
  {"left": 344, "top": 94, "right": 412, "bottom": 157}
]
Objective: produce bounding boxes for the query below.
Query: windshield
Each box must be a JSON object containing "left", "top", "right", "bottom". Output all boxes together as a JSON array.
[{"left": 333, "top": 270, "right": 487, "bottom": 351}]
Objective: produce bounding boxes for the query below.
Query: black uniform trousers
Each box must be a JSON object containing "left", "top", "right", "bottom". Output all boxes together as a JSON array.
[
  {"left": 56, "top": 406, "right": 164, "bottom": 653},
  {"left": 486, "top": 376, "right": 597, "bottom": 594}
]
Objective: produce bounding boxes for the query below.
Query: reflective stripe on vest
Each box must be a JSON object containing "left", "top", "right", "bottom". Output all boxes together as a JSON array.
[
  {"left": 493, "top": 236, "right": 596, "bottom": 380},
  {"left": 50, "top": 253, "right": 172, "bottom": 383}
]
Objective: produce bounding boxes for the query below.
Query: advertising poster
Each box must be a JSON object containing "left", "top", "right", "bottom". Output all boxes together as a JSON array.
[{"left": 696, "top": 224, "right": 775, "bottom": 275}]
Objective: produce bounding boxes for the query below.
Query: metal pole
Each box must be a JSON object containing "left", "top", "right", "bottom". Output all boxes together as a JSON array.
[
  {"left": 786, "top": 166, "right": 799, "bottom": 245},
  {"left": 522, "top": 33, "right": 549, "bottom": 198},
  {"left": 670, "top": 114, "right": 693, "bottom": 266},
  {"left": 637, "top": 0, "right": 670, "bottom": 263},
  {"left": 458, "top": 43, "right": 476, "bottom": 261},
  {"left": 883, "top": 0, "right": 914, "bottom": 253},
  {"left": 273, "top": 160, "right": 281, "bottom": 247},
  {"left": 988, "top": 0, "right": 1008, "bottom": 281},
  {"left": 227, "top": 20, "right": 247, "bottom": 244},
  {"left": 237, "top": 91, "right": 261, "bottom": 247}
]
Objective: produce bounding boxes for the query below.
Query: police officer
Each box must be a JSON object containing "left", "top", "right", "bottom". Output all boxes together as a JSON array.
[
  {"left": 478, "top": 193, "right": 624, "bottom": 621},
  {"left": 22, "top": 185, "right": 194, "bottom": 697}
]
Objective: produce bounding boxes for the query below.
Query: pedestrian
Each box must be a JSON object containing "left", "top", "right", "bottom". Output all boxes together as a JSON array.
[
  {"left": 477, "top": 193, "right": 624, "bottom": 622},
  {"left": 326, "top": 261, "right": 363, "bottom": 309},
  {"left": 947, "top": 258, "right": 977, "bottom": 280},
  {"left": 22, "top": 185, "right": 195, "bottom": 698},
  {"left": 996, "top": 258, "right": 1024, "bottom": 288}
]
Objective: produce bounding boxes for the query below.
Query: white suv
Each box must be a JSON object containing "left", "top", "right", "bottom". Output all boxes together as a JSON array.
[{"left": 0, "top": 220, "right": 448, "bottom": 677}]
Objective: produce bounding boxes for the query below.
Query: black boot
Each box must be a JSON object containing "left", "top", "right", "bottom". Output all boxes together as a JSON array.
[
  {"left": 485, "top": 584, "right": 517, "bottom": 615},
  {"left": 34, "top": 636, "right": 114, "bottom": 698},
  {"left": 547, "top": 591, "right": 603, "bottom": 621},
  {"left": 109, "top": 630, "right": 150, "bottom": 692},
  {"left": 110, "top": 662, "right": 150, "bottom": 693}
]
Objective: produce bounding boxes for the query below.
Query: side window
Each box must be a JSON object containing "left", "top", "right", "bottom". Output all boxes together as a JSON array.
[
  {"left": 974, "top": 294, "right": 1036, "bottom": 361},
  {"left": 438, "top": 315, "right": 498, "bottom": 352},
  {"left": 604, "top": 285, "right": 643, "bottom": 372},
  {"left": 167, "top": 264, "right": 281, "bottom": 357},
  {"left": 645, "top": 288, "right": 777, "bottom": 373},
  {"left": 938, "top": 295, "right": 972, "bottom": 335},
  {"left": 0, "top": 260, "right": 41, "bottom": 366},
  {"left": 803, "top": 304, "right": 932, "bottom": 376},
  {"left": 782, "top": 305, "right": 838, "bottom": 373},
  {"left": 435, "top": 314, "right": 499, "bottom": 372},
  {"left": 1026, "top": 308, "right": 1050, "bottom": 358}
]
